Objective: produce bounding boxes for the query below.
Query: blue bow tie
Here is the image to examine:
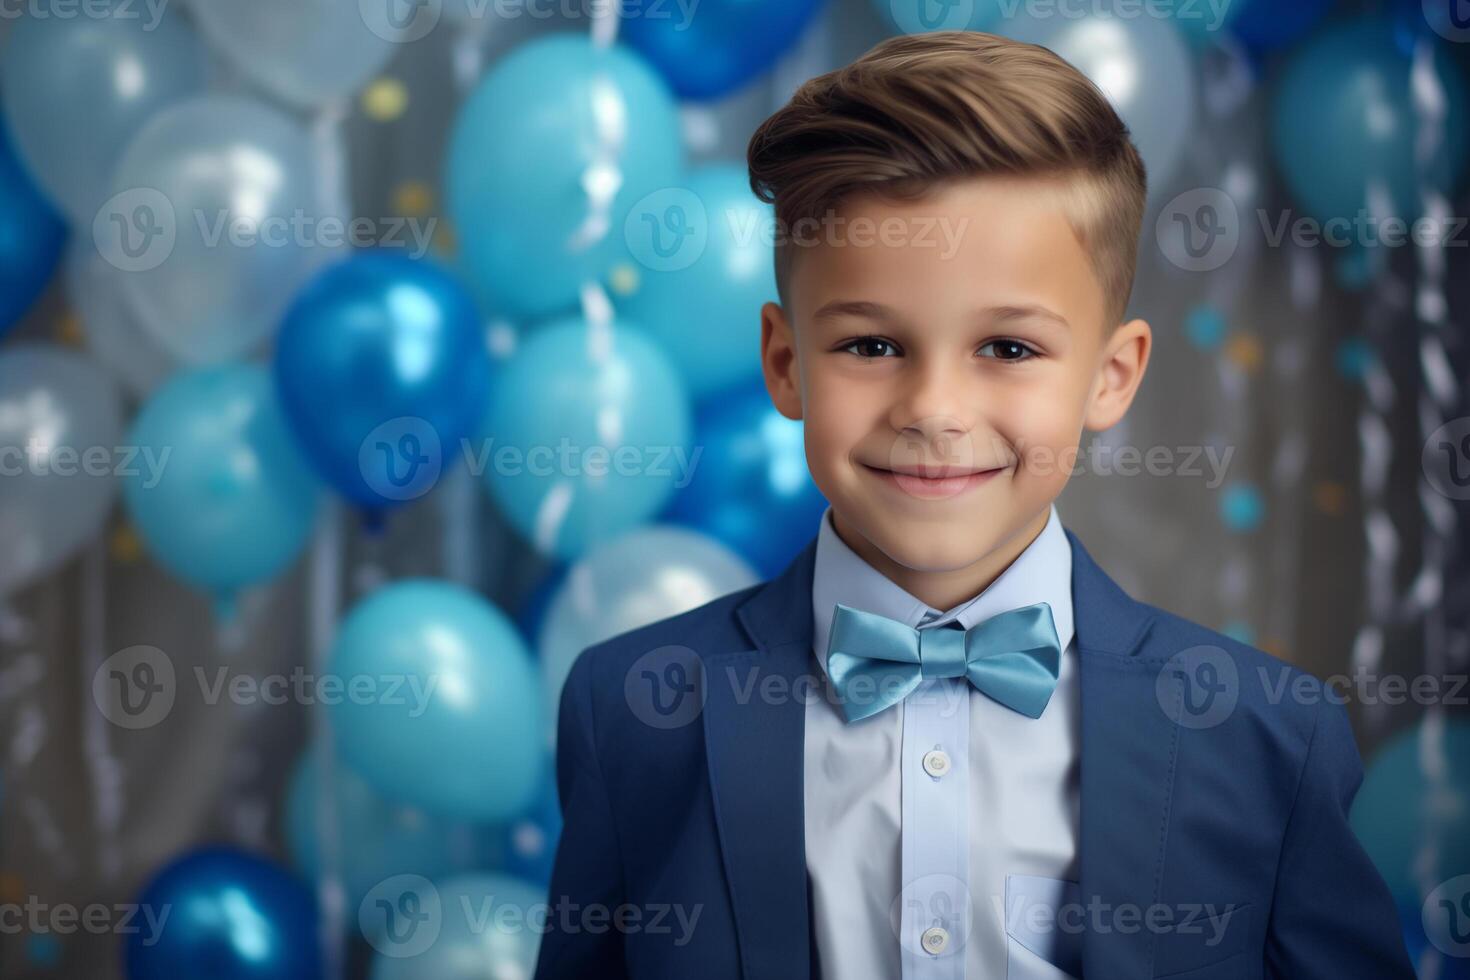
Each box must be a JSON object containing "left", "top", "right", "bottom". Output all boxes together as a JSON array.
[{"left": 824, "top": 601, "right": 1062, "bottom": 723}]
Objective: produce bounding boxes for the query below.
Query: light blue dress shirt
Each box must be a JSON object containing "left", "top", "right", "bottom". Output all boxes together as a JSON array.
[{"left": 805, "top": 502, "right": 1080, "bottom": 980}]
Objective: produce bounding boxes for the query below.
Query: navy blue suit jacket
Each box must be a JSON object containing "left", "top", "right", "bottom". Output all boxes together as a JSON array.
[{"left": 533, "top": 526, "right": 1415, "bottom": 979}]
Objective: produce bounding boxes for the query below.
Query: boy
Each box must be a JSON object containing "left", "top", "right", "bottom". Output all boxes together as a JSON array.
[{"left": 533, "top": 30, "right": 1414, "bottom": 980}]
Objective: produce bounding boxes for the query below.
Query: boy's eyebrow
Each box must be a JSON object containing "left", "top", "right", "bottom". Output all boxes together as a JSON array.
[{"left": 809, "top": 299, "right": 1070, "bottom": 330}]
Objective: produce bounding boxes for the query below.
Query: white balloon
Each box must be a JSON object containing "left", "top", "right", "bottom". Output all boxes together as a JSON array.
[
  {"left": 64, "top": 236, "right": 177, "bottom": 400},
  {"left": 0, "top": 345, "right": 124, "bottom": 597}
]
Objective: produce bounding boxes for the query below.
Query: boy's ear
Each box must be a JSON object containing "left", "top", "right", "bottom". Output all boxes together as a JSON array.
[
  {"left": 761, "top": 300, "right": 804, "bottom": 421},
  {"left": 1084, "top": 317, "right": 1151, "bottom": 432}
]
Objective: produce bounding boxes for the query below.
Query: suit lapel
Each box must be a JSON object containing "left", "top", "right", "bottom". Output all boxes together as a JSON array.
[
  {"left": 705, "top": 536, "right": 818, "bottom": 980},
  {"left": 1067, "top": 528, "right": 1179, "bottom": 978}
]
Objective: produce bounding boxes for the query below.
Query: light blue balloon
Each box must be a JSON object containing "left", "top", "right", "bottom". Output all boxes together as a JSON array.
[
  {"left": 64, "top": 235, "right": 175, "bottom": 400},
  {"left": 446, "top": 33, "right": 684, "bottom": 319},
  {"left": 1271, "top": 16, "right": 1469, "bottom": 226},
  {"left": 0, "top": 3, "right": 206, "bottom": 224},
  {"left": 327, "top": 580, "right": 543, "bottom": 821},
  {"left": 283, "top": 746, "right": 502, "bottom": 923},
  {"left": 480, "top": 317, "right": 693, "bottom": 560},
  {"left": 618, "top": 163, "right": 776, "bottom": 398},
  {"left": 121, "top": 364, "right": 321, "bottom": 607},
  {"left": 367, "top": 873, "right": 544, "bottom": 980}
]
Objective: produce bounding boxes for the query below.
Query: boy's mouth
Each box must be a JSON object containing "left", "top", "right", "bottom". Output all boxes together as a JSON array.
[{"left": 860, "top": 461, "right": 1005, "bottom": 500}]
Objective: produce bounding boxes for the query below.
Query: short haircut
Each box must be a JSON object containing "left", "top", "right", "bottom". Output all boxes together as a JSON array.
[{"left": 747, "top": 30, "right": 1148, "bottom": 330}]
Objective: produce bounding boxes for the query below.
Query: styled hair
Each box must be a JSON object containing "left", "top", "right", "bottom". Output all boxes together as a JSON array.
[{"left": 746, "top": 30, "right": 1148, "bottom": 329}]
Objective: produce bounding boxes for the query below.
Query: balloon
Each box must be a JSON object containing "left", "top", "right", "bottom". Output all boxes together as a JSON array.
[
  {"left": 274, "top": 252, "right": 490, "bottom": 515},
  {"left": 64, "top": 236, "right": 175, "bottom": 400},
  {"left": 479, "top": 316, "right": 693, "bottom": 560},
  {"left": 366, "top": 873, "right": 543, "bottom": 980},
  {"left": 873, "top": 0, "right": 1003, "bottom": 32},
  {"left": 1350, "top": 719, "right": 1470, "bottom": 908},
  {"left": 621, "top": 0, "right": 825, "bottom": 101},
  {"left": 446, "top": 34, "right": 683, "bottom": 318},
  {"left": 0, "top": 113, "right": 66, "bottom": 338},
  {"left": 101, "top": 95, "right": 340, "bottom": 365},
  {"left": 1230, "top": 0, "right": 1334, "bottom": 53},
  {"left": 538, "top": 524, "right": 758, "bottom": 739},
  {"left": 664, "top": 380, "right": 827, "bottom": 578},
  {"left": 497, "top": 767, "right": 561, "bottom": 887},
  {"left": 328, "top": 580, "right": 544, "bottom": 820},
  {"left": 617, "top": 163, "right": 777, "bottom": 398},
  {"left": 283, "top": 745, "right": 501, "bottom": 921},
  {"left": 1271, "top": 16, "right": 1469, "bottom": 227},
  {"left": 121, "top": 364, "right": 320, "bottom": 610},
  {"left": 0, "top": 4, "right": 205, "bottom": 224},
  {"left": 0, "top": 345, "right": 123, "bottom": 597},
  {"left": 125, "top": 846, "right": 320, "bottom": 980},
  {"left": 186, "top": 0, "right": 403, "bottom": 108},
  {"left": 1004, "top": 12, "right": 1197, "bottom": 198}
]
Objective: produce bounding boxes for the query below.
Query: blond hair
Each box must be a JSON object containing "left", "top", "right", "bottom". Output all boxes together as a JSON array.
[{"left": 747, "top": 30, "right": 1147, "bottom": 329}]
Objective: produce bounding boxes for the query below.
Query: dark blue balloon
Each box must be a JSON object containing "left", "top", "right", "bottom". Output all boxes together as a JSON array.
[
  {"left": 664, "top": 380, "right": 827, "bottom": 579},
  {"left": 0, "top": 110, "right": 66, "bottom": 336},
  {"left": 1230, "top": 0, "right": 1334, "bottom": 53},
  {"left": 125, "top": 846, "right": 320, "bottom": 980},
  {"left": 274, "top": 251, "right": 490, "bottom": 517},
  {"left": 621, "top": 0, "right": 826, "bottom": 101}
]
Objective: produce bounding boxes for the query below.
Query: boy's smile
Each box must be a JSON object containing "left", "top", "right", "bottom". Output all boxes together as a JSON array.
[{"left": 760, "top": 174, "right": 1152, "bottom": 611}]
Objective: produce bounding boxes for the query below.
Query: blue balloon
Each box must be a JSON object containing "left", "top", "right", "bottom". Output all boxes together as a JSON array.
[
  {"left": 446, "top": 34, "right": 683, "bottom": 318},
  {"left": 480, "top": 315, "right": 692, "bottom": 560},
  {"left": 622, "top": 0, "right": 825, "bottom": 100},
  {"left": 496, "top": 763, "right": 562, "bottom": 886},
  {"left": 1231, "top": 0, "right": 1334, "bottom": 53},
  {"left": 617, "top": 163, "right": 776, "bottom": 399},
  {"left": 122, "top": 364, "right": 320, "bottom": 611},
  {"left": 125, "top": 847, "right": 320, "bottom": 980},
  {"left": 664, "top": 380, "right": 827, "bottom": 578},
  {"left": 367, "top": 873, "right": 544, "bottom": 980},
  {"left": 1271, "top": 16, "right": 1469, "bottom": 226},
  {"left": 327, "top": 580, "right": 544, "bottom": 821},
  {"left": 0, "top": 113, "right": 66, "bottom": 337},
  {"left": 274, "top": 251, "right": 490, "bottom": 517}
]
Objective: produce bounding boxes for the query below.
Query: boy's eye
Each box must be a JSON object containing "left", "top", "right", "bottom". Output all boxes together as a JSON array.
[
  {"left": 840, "top": 337, "right": 900, "bottom": 359},
  {"left": 978, "top": 339, "right": 1037, "bottom": 361}
]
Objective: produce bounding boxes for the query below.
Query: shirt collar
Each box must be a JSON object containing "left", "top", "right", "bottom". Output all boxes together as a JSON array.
[{"left": 809, "top": 502, "right": 1075, "bottom": 676}]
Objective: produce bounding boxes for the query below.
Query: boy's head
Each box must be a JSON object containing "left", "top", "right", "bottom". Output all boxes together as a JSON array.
[{"left": 747, "top": 30, "right": 1153, "bottom": 600}]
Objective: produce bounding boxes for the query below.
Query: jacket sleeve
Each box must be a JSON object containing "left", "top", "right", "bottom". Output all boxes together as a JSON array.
[
  {"left": 1264, "top": 696, "right": 1415, "bottom": 978},
  {"left": 532, "top": 647, "right": 631, "bottom": 980}
]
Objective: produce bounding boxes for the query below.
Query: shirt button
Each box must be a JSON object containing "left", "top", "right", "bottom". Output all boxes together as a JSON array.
[
  {"left": 922, "top": 748, "right": 951, "bottom": 778},
  {"left": 921, "top": 925, "right": 950, "bottom": 955}
]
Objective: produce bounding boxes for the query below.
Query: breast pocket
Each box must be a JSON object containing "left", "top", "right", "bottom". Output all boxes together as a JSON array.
[{"left": 1005, "top": 874, "right": 1083, "bottom": 980}]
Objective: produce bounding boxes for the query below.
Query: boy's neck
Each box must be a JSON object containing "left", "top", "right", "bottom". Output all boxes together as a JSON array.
[{"left": 829, "top": 506, "right": 1053, "bottom": 613}]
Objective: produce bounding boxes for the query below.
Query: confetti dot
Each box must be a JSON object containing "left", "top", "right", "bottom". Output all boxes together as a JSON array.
[
  {"left": 432, "top": 223, "right": 458, "bottom": 258},
  {"left": 1334, "top": 338, "right": 1374, "bottom": 382},
  {"left": 27, "top": 934, "right": 60, "bottom": 967},
  {"left": 1184, "top": 305, "right": 1227, "bottom": 350},
  {"left": 361, "top": 77, "right": 408, "bottom": 121},
  {"left": 1259, "top": 637, "right": 1288, "bottom": 660},
  {"left": 0, "top": 872, "right": 25, "bottom": 904},
  {"left": 392, "top": 180, "right": 434, "bottom": 218},
  {"left": 1223, "top": 332, "right": 1263, "bottom": 373},
  {"left": 1313, "top": 481, "right": 1348, "bottom": 516},
  {"left": 1221, "top": 620, "right": 1255, "bottom": 645},
  {"left": 109, "top": 524, "right": 143, "bottom": 563},
  {"left": 1219, "top": 482, "right": 1264, "bottom": 532},
  {"left": 56, "top": 311, "right": 83, "bottom": 346},
  {"left": 607, "top": 262, "right": 639, "bottom": 297}
]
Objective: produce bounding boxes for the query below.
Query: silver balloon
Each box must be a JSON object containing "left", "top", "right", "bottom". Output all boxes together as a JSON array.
[
  {"left": 539, "top": 525, "right": 759, "bottom": 740},
  {"left": 0, "top": 345, "right": 124, "bottom": 597},
  {"left": 64, "top": 236, "right": 177, "bottom": 400},
  {"left": 1004, "top": 12, "right": 1197, "bottom": 199},
  {"left": 0, "top": 5, "right": 206, "bottom": 225},
  {"left": 100, "top": 95, "right": 340, "bottom": 365},
  {"left": 187, "top": 0, "right": 405, "bottom": 108}
]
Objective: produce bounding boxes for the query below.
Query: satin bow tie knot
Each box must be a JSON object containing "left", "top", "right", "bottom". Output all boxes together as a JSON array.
[{"left": 824, "top": 601, "right": 1062, "bottom": 724}]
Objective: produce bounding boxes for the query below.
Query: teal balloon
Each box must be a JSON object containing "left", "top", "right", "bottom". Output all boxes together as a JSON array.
[
  {"left": 619, "top": 164, "right": 776, "bottom": 398},
  {"left": 1351, "top": 719, "right": 1470, "bottom": 906},
  {"left": 480, "top": 317, "right": 692, "bottom": 560},
  {"left": 446, "top": 33, "right": 683, "bottom": 319},
  {"left": 283, "top": 746, "right": 501, "bottom": 921},
  {"left": 367, "top": 873, "right": 543, "bottom": 980},
  {"left": 327, "top": 580, "right": 543, "bottom": 821},
  {"left": 874, "top": 0, "right": 1003, "bottom": 32},
  {"left": 1272, "top": 16, "right": 1469, "bottom": 226},
  {"left": 0, "top": 3, "right": 205, "bottom": 224},
  {"left": 121, "top": 364, "right": 320, "bottom": 606}
]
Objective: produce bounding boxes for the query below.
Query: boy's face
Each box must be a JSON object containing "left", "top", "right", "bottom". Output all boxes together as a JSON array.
[{"left": 760, "top": 175, "right": 1151, "bottom": 601}]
